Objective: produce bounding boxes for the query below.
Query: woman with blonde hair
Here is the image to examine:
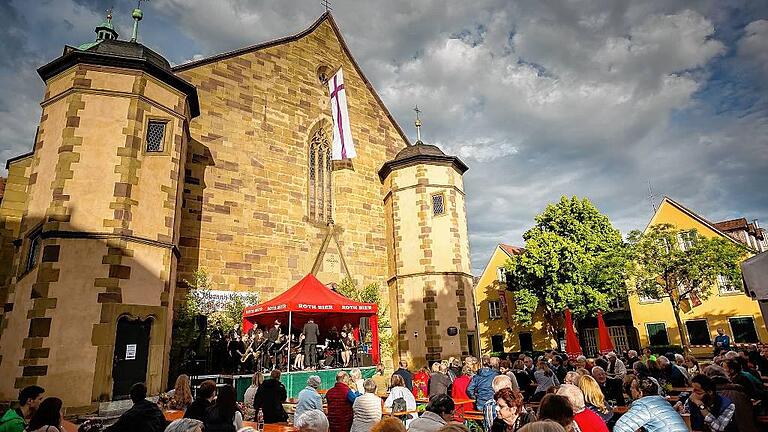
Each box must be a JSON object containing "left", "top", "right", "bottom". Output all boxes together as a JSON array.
[
  {"left": 576, "top": 374, "right": 613, "bottom": 423},
  {"left": 169, "top": 374, "right": 193, "bottom": 411},
  {"left": 243, "top": 372, "right": 265, "bottom": 420},
  {"left": 350, "top": 368, "right": 365, "bottom": 394}
]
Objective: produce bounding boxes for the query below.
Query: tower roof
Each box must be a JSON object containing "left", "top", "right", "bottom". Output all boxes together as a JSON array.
[
  {"left": 38, "top": 38, "right": 199, "bottom": 117},
  {"left": 378, "top": 140, "right": 468, "bottom": 180}
]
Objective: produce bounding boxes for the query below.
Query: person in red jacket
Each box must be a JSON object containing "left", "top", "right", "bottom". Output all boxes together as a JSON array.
[
  {"left": 557, "top": 384, "right": 608, "bottom": 432},
  {"left": 326, "top": 371, "right": 359, "bottom": 432},
  {"left": 451, "top": 366, "right": 474, "bottom": 420}
]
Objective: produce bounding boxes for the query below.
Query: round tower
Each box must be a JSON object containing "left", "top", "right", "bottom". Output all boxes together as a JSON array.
[
  {"left": 379, "top": 137, "right": 477, "bottom": 365},
  {"left": 0, "top": 10, "right": 198, "bottom": 410}
]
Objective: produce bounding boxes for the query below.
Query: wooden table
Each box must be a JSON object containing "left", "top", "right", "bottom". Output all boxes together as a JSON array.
[
  {"left": 243, "top": 421, "right": 299, "bottom": 432},
  {"left": 669, "top": 387, "right": 693, "bottom": 394},
  {"left": 613, "top": 406, "right": 628, "bottom": 414}
]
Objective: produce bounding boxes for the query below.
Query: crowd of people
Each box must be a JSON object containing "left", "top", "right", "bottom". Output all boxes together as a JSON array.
[{"left": 2, "top": 340, "right": 767, "bottom": 432}]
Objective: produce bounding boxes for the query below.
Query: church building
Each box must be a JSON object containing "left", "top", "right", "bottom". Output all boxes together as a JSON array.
[{"left": 0, "top": 9, "right": 476, "bottom": 411}]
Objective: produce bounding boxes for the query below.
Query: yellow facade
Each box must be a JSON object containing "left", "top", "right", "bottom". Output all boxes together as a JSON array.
[
  {"left": 628, "top": 197, "right": 768, "bottom": 356},
  {"left": 475, "top": 245, "right": 557, "bottom": 353}
]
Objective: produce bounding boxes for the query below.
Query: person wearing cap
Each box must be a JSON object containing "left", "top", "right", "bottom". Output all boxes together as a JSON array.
[{"left": 296, "top": 376, "right": 324, "bottom": 426}]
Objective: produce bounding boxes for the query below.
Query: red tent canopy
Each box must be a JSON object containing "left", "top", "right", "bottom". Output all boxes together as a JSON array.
[
  {"left": 242, "top": 274, "right": 380, "bottom": 363},
  {"left": 564, "top": 309, "right": 583, "bottom": 359},
  {"left": 597, "top": 310, "right": 614, "bottom": 354}
]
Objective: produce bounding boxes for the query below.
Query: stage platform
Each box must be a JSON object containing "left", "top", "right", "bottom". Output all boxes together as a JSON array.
[{"left": 193, "top": 366, "right": 377, "bottom": 400}]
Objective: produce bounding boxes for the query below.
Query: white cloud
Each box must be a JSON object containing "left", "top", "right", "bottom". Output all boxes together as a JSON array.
[{"left": 738, "top": 20, "right": 768, "bottom": 79}]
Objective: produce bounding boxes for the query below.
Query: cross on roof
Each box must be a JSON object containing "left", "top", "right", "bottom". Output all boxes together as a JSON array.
[
  {"left": 414, "top": 105, "right": 422, "bottom": 142},
  {"left": 321, "top": 0, "right": 332, "bottom": 12}
]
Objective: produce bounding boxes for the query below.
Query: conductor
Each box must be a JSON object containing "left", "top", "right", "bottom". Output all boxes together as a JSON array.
[{"left": 302, "top": 318, "right": 320, "bottom": 369}]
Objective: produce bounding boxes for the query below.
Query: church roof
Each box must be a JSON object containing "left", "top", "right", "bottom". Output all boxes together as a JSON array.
[
  {"left": 378, "top": 140, "right": 469, "bottom": 180},
  {"left": 172, "top": 12, "right": 410, "bottom": 148},
  {"left": 38, "top": 39, "right": 200, "bottom": 117}
]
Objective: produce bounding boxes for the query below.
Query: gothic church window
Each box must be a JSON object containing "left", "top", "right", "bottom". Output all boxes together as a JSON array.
[
  {"left": 308, "top": 126, "right": 332, "bottom": 222},
  {"left": 145, "top": 121, "right": 167, "bottom": 153}
]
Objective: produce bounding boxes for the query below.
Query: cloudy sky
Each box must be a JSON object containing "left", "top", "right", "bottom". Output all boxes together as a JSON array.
[{"left": 1, "top": 0, "right": 767, "bottom": 274}]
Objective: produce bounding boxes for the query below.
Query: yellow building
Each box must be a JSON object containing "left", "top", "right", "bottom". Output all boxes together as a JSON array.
[
  {"left": 474, "top": 244, "right": 558, "bottom": 354},
  {"left": 628, "top": 197, "right": 768, "bottom": 356}
]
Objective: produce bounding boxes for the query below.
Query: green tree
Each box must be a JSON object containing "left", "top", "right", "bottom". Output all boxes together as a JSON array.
[
  {"left": 336, "top": 277, "right": 394, "bottom": 359},
  {"left": 504, "top": 196, "right": 628, "bottom": 337},
  {"left": 626, "top": 224, "right": 745, "bottom": 352}
]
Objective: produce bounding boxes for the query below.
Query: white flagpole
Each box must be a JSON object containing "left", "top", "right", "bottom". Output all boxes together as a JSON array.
[{"left": 287, "top": 311, "right": 292, "bottom": 374}]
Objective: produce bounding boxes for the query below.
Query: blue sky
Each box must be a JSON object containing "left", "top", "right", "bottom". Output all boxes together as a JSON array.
[{"left": 1, "top": 0, "right": 767, "bottom": 275}]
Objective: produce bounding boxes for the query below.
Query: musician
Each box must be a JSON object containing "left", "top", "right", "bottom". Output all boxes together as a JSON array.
[
  {"left": 241, "top": 330, "right": 255, "bottom": 371},
  {"left": 293, "top": 333, "right": 306, "bottom": 370},
  {"left": 264, "top": 320, "right": 282, "bottom": 370},
  {"left": 228, "top": 333, "right": 246, "bottom": 373},
  {"left": 302, "top": 318, "right": 320, "bottom": 369},
  {"left": 340, "top": 330, "right": 352, "bottom": 367}
]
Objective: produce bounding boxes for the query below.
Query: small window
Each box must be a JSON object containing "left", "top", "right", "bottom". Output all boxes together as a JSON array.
[
  {"left": 646, "top": 323, "right": 669, "bottom": 346},
  {"left": 145, "top": 121, "right": 167, "bottom": 152},
  {"left": 488, "top": 300, "right": 501, "bottom": 320},
  {"left": 25, "top": 233, "right": 41, "bottom": 273},
  {"left": 718, "top": 274, "right": 740, "bottom": 295},
  {"left": 729, "top": 317, "right": 758, "bottom": 343},
  {"left": 685, "top": 320, "right": 711, "bottom": 345},
  {"left": 491, "top": 335, "right": 505, "bottom": 353},
  {"left": 432, "top": 193, "right": 445, "bottom": 216},
  {"left": 519, "top": 332, "right": 533, "bottom": 352},
  {"left": 496, "top": 267, "right": 507, "bottom": 283},
  {"left": 677, "top": 230, "right": 697, "bottom": 251}
]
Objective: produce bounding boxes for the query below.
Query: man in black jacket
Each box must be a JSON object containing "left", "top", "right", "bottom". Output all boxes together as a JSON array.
[
  {"left": 184, "top": 380, "right": 217, "bottom": 422},
  {"left": 302, "top": 319, "right": 320, "bottom": 369},
  {"left": 105, "top": 383, "right": 166, "bottom": 432},
  {"left": 253, "top": 369, "right": 288, "bottom": 423},
  {"left": 592, "top": 366, "right": 625, "bottom": 406},
  {"left": 393, "top": 360, "right": 413, "bottom": 391}
]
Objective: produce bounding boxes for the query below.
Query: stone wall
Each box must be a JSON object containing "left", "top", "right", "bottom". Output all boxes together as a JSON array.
[
  {"left": 384, "top": 163, "right": 476, "bottom": 365},
  {"left": 174, "top": 18, "right": 406, "bottom": 304},
  {"left": 0, "top": 63, "right": 190, "bottom": 410}
]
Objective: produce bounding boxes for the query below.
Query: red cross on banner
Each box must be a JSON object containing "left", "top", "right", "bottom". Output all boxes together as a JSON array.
[{"left": 328, "top": 69, "right": 357, "bottom": 160}]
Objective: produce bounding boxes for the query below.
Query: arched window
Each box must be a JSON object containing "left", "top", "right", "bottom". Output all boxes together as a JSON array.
[{"left": 308, "top": 126, "right": 332, "bottom": 222}]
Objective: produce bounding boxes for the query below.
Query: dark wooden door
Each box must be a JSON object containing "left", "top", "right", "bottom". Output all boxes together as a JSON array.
[{"left": 112, "top": 316, "right": 152, "bottom": 399}]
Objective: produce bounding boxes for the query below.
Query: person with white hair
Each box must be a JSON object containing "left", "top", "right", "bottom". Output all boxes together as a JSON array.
[
  {"left": 605, "top": 352, "right": 626, "bottom": 380},
  {"left": 296, "top": 410, "right": 330, "bottom": 432},
  {"left": 672, "top": 354, "right": 690, "bottom": 380},
  {"left": 351, "top": 379, "right": 382, "bottom": 432},
  {"left": 556, "top": 384, "right": 608, "bottom": 432},
  {"left": 350, "top": 368, "right": 365, "bottom": 394},
  {"left": 482, "top": 374, "right": 515, "bottom": 430},
  {"left": 165, "top": 418, "right": 204, "bottom": 432},
  {"left": 657, "top": 356, "right": 688, "bottom": 387},
  {"left": 295, "top": 375, "right": 323, "bottom": 426}
]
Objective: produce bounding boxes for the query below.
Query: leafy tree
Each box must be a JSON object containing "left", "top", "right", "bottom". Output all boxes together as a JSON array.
[
  {"left": 504, "top": 196, "right": 628, "bottom": 337},
  {"left": 626, "top": 224, "right": 745, "bottom": 352},
  {"left": 169, "top": 269, "right": 259, "bottom": 379},
  {"left": 336, "top": 277, "right": 394, "bottom": 359}
]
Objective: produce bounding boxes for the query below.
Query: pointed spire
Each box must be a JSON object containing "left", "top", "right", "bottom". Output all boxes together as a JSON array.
[
  {"left": 414, "top": 105, "right": 422, "bottom": 143},
  {"left": 131, "top": 0, "right": 148, "bottom": 42}
]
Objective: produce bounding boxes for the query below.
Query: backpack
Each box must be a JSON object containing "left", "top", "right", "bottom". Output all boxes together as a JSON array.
[
  {"left": 392, "top": 397, "right": 407, "bottom": 413},
  {"left": 391, "top": 397, "right": 412, "bottom": 420}
]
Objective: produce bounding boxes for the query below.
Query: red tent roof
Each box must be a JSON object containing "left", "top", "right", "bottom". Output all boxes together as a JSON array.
[{"left": 242, "top": 273, "right": 377, "bottom": 317}]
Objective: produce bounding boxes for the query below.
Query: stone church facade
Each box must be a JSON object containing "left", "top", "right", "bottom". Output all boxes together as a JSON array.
[{"left": 0, "top": 12, "right": 476, "bottom": 411}]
